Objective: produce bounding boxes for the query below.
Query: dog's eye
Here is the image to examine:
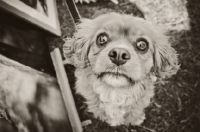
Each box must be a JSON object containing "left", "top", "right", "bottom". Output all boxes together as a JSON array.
[
  {"left": 96, "top": 33, "right": 109, "bottom": 46},
  {"left": 136, "top": 38, "right": 149, "bottom": 52}
]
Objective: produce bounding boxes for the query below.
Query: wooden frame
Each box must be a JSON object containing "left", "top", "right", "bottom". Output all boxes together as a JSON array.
[
  {"left": 0, "top": 0, "right": 61, "bottom": 36},
  {"left": 50, "top": 48, "right": 82, "bottom": 132}
]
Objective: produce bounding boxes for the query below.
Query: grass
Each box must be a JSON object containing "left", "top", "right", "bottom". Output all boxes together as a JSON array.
[{"left": 57, "top": 0, "right": 200, "bottom": 131}]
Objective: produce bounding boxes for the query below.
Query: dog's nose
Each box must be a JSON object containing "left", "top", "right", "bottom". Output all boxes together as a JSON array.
[{"left": 108, "top": 48, "right": 131, "bottom": 66}]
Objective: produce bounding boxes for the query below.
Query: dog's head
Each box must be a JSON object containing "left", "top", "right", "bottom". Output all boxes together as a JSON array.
[{"left": 71, "top": 13, "right": 179, "bottom": 88}]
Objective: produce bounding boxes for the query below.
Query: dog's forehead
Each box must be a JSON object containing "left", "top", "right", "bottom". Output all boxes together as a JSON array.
[{"left": 94, "top": 14, "right": 152, "bottom": 36}]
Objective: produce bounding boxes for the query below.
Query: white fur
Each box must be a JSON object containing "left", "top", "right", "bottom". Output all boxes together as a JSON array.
[{"left": 75, "top": 67, "right": 155, "bottom": 126}]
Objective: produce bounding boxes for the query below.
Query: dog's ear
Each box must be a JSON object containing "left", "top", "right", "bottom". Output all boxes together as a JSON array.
[
  {"left": 73, "top": 18, "right": 96, "bottom": 68},
  {"left": 153, "top": 29, "right": 180, "bottom": 79},
  {"left": 63, "top": 18, "right": 95, "bottom": 68}
]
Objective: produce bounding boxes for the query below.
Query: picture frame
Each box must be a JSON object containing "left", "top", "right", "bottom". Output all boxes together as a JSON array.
[{"left": 0, "top": 0, "right": 61, "bottom": 36}]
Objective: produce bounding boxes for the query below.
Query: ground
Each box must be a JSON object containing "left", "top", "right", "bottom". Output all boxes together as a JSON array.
[{"left": 58, "top": 0, "right": 200, "bottom": 132}]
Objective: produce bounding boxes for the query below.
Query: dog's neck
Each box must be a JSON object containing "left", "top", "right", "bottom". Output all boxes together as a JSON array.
[{"left": 75, "top": 67, "right": 156, "bottom": 125}]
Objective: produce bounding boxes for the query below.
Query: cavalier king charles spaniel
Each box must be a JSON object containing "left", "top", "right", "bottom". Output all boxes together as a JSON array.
[{"left": 63, "top": 12, "right": 179, "bottom": 126}]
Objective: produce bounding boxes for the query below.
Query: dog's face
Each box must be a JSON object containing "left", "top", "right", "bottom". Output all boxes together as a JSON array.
[
  {"left": 88, "top": 21, "right": 154, "bottom": 88},
  {"left": 73, "top": 13, "right": 179, "bottom": 88}
]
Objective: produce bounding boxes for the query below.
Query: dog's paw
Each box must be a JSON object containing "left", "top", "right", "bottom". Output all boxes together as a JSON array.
[
  {"left": 125, "top": 112, "right": 146, "bottom": 126},
  {"left": 134, "top": 114, "right": 145, "bottom": 126},
  {"left": 108, "top": 118, "right": 125, "bottom": 126}
]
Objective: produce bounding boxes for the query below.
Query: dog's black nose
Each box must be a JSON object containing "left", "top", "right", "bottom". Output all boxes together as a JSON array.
[{"left": 108, "top": 48, "right": 131, "bottom": 66}]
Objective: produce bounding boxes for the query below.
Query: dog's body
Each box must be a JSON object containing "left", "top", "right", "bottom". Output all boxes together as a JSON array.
[{"left": 64, "top": 13, "right": 179, "bottom": 126}]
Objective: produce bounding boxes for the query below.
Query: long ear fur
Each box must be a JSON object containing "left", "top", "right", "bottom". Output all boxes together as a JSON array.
[
  {"left": 73, "top": 18, "right": 96, "bottom": 68},
  {"left": 63, "top": 18, "right": 95, "bottom": 68},
  {"left": 153, "top": 28, "right": 180, "bottom": 79}
]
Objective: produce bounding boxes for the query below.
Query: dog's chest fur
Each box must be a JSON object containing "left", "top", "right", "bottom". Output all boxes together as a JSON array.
[{"left": 75, "top": 68, "right": 155, "bottom": 126}]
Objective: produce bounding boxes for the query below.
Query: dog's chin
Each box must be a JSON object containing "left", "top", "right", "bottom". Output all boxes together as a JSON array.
[{"left": 97, "top": 72, "right": 135, "bottom": 87}]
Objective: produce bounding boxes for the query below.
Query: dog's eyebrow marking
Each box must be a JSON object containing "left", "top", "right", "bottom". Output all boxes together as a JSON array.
[
  {"left": 123, "top": 27, "right": 129, "bottom": 36},
  {"left": 118, "top": 26, "right": 129, "bottom": 36}
]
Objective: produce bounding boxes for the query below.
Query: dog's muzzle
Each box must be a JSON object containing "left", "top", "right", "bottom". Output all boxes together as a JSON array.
[{"left": 98, "top": 72, "right": 135, "bottom": 86}]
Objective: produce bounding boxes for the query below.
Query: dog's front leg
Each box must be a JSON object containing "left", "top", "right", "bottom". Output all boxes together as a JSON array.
[
  {"left": 107, "top": 115, "right": 125, "bottom": 126},
  {"left": 101, "top": 105, "right": 126, "bottom": 126}
]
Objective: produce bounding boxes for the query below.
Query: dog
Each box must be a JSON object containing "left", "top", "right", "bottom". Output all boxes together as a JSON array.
[{"left": 63, "top": 12, "right": 179, "bottom": 126}]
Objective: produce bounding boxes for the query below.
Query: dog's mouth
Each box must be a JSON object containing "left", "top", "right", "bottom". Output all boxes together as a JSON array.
[{"left": 97, "top": 72, "right": 135, "bottom": 87}]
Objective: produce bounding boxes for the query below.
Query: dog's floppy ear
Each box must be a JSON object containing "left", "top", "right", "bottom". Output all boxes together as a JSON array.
[
  {"left": 74, "top": 18, "right": 96, "bottom": 68},
  {"left": 153, "top": 29, "right": 180, "bottom": 79},
  {"left": 63, "top": 18, "right": 95, "bottom": 68}
]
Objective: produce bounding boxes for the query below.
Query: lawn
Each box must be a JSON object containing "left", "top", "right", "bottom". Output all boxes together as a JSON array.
[{"left": 58, "top": 0, "right": 200, "bottom": 132}]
